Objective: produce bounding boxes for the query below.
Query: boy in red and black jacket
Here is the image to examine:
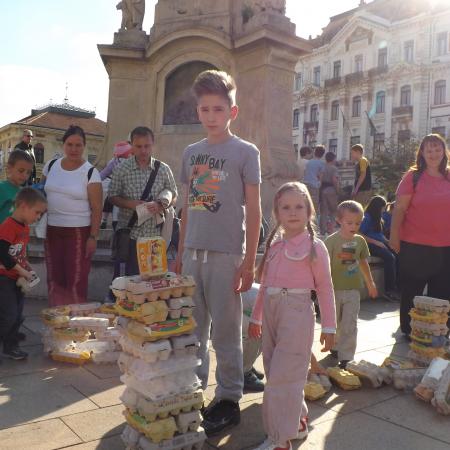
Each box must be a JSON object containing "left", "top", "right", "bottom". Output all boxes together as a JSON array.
[{"left": 0, "top": 188, "right": 46, "bottom": 360}]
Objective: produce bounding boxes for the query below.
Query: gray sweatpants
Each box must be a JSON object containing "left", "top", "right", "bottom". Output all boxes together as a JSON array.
[{"left": 182, "top": 248, "right": 244, "bottom": 402}]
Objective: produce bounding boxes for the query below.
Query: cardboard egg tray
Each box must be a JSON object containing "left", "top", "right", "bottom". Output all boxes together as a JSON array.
[
  {"left": 409, "top": 308, "right": 448, "bottom": 324},
  {"left": 327, "top": 367, "right": 362, "bottom": 390},
  {"left": 126, "top": 317, "right": 197, "bottom": 343},
  {"left": 413, "top": 296, "right": 450, "bottom": 314}
]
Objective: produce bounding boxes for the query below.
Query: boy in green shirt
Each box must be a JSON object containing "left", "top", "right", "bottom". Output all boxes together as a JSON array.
[
  {"left": 0, "top": 150, "right": 34, "bottom": 224},
  {"left": 325, "top": 200, "right": 377, "bottom": 369}
]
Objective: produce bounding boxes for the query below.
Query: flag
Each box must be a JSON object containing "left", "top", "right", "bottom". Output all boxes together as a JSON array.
[{"left": 365, "top": 111, "right": 377, "bottom": 136}]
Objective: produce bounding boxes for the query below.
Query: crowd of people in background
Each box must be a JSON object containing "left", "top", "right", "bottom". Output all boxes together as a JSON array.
[{"left": 0, "top": 69, "right": 450, "bottom": 449}]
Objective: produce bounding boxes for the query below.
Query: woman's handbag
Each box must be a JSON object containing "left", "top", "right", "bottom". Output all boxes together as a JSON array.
[{"left": 111, "top": 160, "right": 160, "bottom": 261}]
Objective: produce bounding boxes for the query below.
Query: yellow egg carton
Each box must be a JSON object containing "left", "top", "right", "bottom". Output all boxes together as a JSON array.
[
  {"left": 126, "top": 317, "right": 196, "bottom": 343},
  {"left": 99, "top": 303, "right": 118, "bottom": 315},
  {"left": 125, "top": 275, "right": 196, "bottom": 303},
  {"left": 327, "top": 366, "right": 362, "bottom": 390},
  {"left": 304, "top": 382, "right": 327, "bottom": 401},
  {"left": 409, "top": 308, "right": 448, "bottom": 324},
  {"left": 51, "top": 350, "right": 91, "bottom": 365},
  {"left": 413, "top": 296, "right": 450, "bottom": 314},
  {"left": 41, "top": 306, "right": 71, "bottom": 328},
  {"left": 121, "top": 387, "right": 204, "bottom": 422},
  {"left": 409, "top": 342, "right": 447, "bottom": 360},
  {"left": 124, "top": 410, "right": 178, "bottom": 443},
  {"left": 52, "top": 327, "right": 90, "bottom": 342},
  {"left": 116, "top": 299, "right": 169, "bottom": 324}
]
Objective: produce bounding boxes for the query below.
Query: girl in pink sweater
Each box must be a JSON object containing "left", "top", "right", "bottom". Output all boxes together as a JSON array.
[{"left": 249, "top": 182, "right": 336, "bottom": 450}]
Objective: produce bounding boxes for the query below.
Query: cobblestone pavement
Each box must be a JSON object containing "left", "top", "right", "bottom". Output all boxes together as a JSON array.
[{"left": 0, "top": 297, "right": 448, "bottom": 450}]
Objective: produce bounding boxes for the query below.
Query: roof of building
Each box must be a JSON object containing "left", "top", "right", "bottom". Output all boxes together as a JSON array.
[
  {"left": 13, "top": 103, "right": 106, "bottom": 137},
  {"left": 310, "top": 0, "right": 432, "bottom": 48}
]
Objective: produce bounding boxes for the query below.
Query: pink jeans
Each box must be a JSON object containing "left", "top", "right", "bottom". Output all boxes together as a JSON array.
[
  {"left": 45, "top": 225, "right": 91, "bottom": 306},
  {"left": 262, "top": 289, "right": 315, "bottom": 444}
]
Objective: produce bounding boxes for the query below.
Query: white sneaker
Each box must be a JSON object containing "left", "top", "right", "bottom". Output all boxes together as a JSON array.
[{"left": 254, "top": 438, "right": 292, "bottom": 450}]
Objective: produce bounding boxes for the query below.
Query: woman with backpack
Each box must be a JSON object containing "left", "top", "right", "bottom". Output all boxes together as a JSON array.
[
  {"left": 389, "top": 134, "right": 450, "bottom": 336},
  {"left": 41, "top": 125, "right": 103, "bottom": 306}
]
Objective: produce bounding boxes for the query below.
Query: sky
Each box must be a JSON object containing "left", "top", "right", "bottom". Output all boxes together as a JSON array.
[{"left": 0, "top": 0, "right": 365, "bottom": 128}]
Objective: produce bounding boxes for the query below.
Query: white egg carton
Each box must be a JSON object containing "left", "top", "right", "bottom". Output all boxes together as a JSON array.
[
  {"left": 120, "top": 336, "right": 172, "bottom": 363},
  {"left": 68, "top": 316, "right": 109, "bottom": 331},
  {"left": 95, "top": 326, "right": 122, "bottom": 341},
  {"left": 413, "top": 296, "right": 450, "bottom": 314},
  {"left": 431, "top": 365, "right": 450, "bottom": 415},
  {"left": 74, "top": 339, "right": 119, "bottom": 354},
  {"left": 346, "top": 360, "right": 392, "bottom": 388},
  {"left": 91, "top": 350, "right": 121, "bottom": 364},
  {"left": 167, "top": 297, "right": 195, "bottom": 320},
  {"left": 170, "top": 335, "right": 200, "bottom": 358},
  {"left": 392, "top": 367, "right": 427, "bottom": 390},
  {"left": 68, "top": 302, "right": 101, "bottom": 316}
]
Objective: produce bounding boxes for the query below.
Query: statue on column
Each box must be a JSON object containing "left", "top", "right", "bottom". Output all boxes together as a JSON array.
[
  {"left": 117, "top": 0, "right": 145, "bottom": 31},
  {"left": 254, "top": 0, "right": 286, "bottom": 14}
]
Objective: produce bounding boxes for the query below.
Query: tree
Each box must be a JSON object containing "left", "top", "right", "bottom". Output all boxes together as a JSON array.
[{"left": 371, "top": 137, "right": 418, "bottom": 199}]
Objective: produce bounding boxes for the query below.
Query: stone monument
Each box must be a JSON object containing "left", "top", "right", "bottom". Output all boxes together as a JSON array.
[{"left": 98, "top": 0, "right": 311, "bottom": 216}]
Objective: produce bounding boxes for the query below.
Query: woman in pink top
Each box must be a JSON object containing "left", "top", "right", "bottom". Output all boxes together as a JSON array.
[
  {"left": 248, "top": 182, "right": 336, "bottom": 450},
  {"left": 390, "top": 134, "right": 450, "bottom": 335}
]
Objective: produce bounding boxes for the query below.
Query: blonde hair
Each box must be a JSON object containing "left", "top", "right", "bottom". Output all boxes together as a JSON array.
[
  {"left": 336, "top": 200, "right": 364, "bottom": 219},
  {"left": 257, "top": 182, "right": 317, "bottom": 280}
]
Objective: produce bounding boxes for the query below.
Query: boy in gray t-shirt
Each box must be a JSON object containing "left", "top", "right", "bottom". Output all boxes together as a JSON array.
[{"left": 176, "top": 70, "right": 261, "bottom": 436}]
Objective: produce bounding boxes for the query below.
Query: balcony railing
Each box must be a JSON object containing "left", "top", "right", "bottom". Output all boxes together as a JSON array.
[
  {"left": 324, "top": 77, "right": 341, "bottom": 88},
  {"left": 368, "top": 65, "right": 389, "bottom": 77},
  {"left": 392, "top": 105, "right": 413, "bottom": 116},
  {"left": 345, "top": 72, "right": 364, "bottom": 84}
]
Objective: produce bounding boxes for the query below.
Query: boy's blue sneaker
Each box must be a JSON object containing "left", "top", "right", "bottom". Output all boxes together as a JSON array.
[{"left": 3, "top": 346, "right": 28, "bottom": 360}]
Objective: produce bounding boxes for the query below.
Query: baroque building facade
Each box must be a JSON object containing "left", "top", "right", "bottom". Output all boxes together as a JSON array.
[{"left": 292, "top": 0, "right": 450, "bottom": 160}]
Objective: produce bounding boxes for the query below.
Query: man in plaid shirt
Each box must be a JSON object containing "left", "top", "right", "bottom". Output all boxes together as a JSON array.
[{"left": 109, "top": 126, "right": 177, "bottom": 275}]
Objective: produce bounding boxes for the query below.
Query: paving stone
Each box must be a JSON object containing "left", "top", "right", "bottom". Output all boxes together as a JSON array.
[
  {"left": 0, "top": 418, "right": 81, "bottom": 450},
  {"left": 0, "top": 369, "right": 98, "bottom": 429},
  {"left": 61, "top": 404, "right": 125, "bottom": 442},
  {"left": 23, "top": 297, "right": 48, "bottom": 317},
  {"left": 363, "top": 392, "right": 450, "bottom": 444},
  {"left": 60, "top": 434, "right": 124, "bottom": 449},
  {"left": 296, "top": 410, "right": 450, "bottom": 450},
  {"left": 84, "top": 363, "right": 122, "bottom": 380},
  {"left": 22, "top": 316, "right": 48, "bottom": 335}
]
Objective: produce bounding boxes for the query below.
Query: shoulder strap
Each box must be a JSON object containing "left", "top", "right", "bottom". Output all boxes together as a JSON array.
[
  {"left": 127, "top": 160, "right": 161, "bottom": 229},
  {"left": 87, "top": 166, "right": 94, "bottom": 181},
  {"left": 47, "top": 158, "right": 58, "bottom": 174},
  {"left": 412, "top": 170, "right": 421, "bottom": 191}
]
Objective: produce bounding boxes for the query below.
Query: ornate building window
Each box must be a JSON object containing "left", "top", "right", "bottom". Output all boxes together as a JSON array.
[
  {"left": 333, "top": 60, "right": 341, "bottom": 79},
  {"left": 435, "top": 80, "right": 446, "bottom": 105},
  {"left": 293, "top": 109, "right": 300, "bottom": 128},
  {"left": 310, "top": 104, "right": 318, "bottom": 123},
  {"left": 352, "top": 96, "right": 361, "bottom": 117},
  {"left": 378, "top": 48, "right": 388, "bottom": 68},
  {"left": 34, "top": 143, "right": 45, "bottom": 164},
  {"left": 163, "top": 61, "right": 216, "bottom": 125},
  {"left": 294, "top": 73, "right": 302, "bottom": 91},
  {"left": 376, "top": 91, "right": 385, "bottom": 114},
  {"left": 313, "top": 66, "right": 321, "bottom": 86},
  {"left": 354, "top": 54, "right": 363, "bottom": 73},
  {"left": 328, "top": 138, "right": 338, "bottom": 154},
  {"left": 404, "top": 40, "right": 414, "bottom": 62},
  {"left": 331, "top": 101, "right": 339, "bottom": 121},
  {"left": 437, "top": 32, "right": 448, "bottom": 56},
  {"left": 400, "top": 85, "right": 411, "bottom": 106}
]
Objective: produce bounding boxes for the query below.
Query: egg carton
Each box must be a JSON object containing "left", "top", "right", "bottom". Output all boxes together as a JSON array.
[
  {"left": 124, "top": 410, "right": 178, "bottom": 443},
  {"left": 125, "top": 275, "right": 196, "bottom": 302},
  {"left": 121, "top": 388, "right": 204, "bottom": 422},
  {"left": 304, "top": 382, "right": 327, "bottom": 401},
  {"left": 413, "top": 296, "right": 450, "bottom": 314},
  {"left": 174, "top": 411, "right": 202, "bottom": 434},
  {"left": 51, "top": 327, "right": 90, "bottom": 342},
  {"left": 91, "top": 350, "right": 121, "bottom": 364},
  {"left": 409, "top": 308, "right": 448, "bottom": 324},
  {"left": 431, "top": 365, "right": 450, "bottom": 415},
  {"left": 407, "top": 350, "right": 435, "bottom": 366},
  {"left": 69, "top": 316, "right": 110, "bottom": 331},
  {"left": 410, "top": 331, "right": 448, "bottom": 348},
  {"left": 170, "top": 335, "right": 200, "bottom": 358},
  {"left": 74, "top": 339, "right": 119, "bottom": 354},
  {"left": 420, "top": 358, "right": 450, "bottom": 390},
  {"left": 327, "top": 367, "right": 362, "bottom": 390},
  {"left": 51, "top": 350, "right": 91, "bottom": 365},
  {"left": 116, "top": 299, "right": 169, "bottom": 324},
  {"left": 41, "top": 306, "right": 71, "bottom": 328},
  {"left": 91, "top": 312, "right": 116, "bottom": 325},
  {"left": 409, "top": 342, "right": 448, "bottom": 360},
  {"left": 307, "top": 373, "right": 332, "bottom": 392},
  {"left": 126, "top": 317, "right": 196, "bottom": 343},
  {"left": 118, "top": 353, "right": 200, "bottom": 381},
  {"left": 120, "top": 336, "right": 171, "bottom": 363},
  {"left": 122, "top": 425, "right": 206, "bottom": 450},
  {"left": 99, "top": 303, "right": 118, "bottom": 315},
  {"left": 410, "top": 320, "right": 448, "bottom": 335},
  {"left": 346, "top": 360, "right": 392, "bottom": 388},
  {"left": 95, "top": 327, "right": 122, "bottom": 341},
  {"left": 42, "top": 336, "right": 73, "bottom": 354},
  {"left": 121, "top": 372, "right": 202, "bottom": 402},
  {"left": 166, "top": 298, "right": 195, "bottom": 320},
  {"left": 381, "top": 356, "right": 420, "bottom": 370},
  {"left": 392, "top": 367, "right": 427, "bottom": 390},
  {"left": 67, "top": 302, "right": 101, "bottom": 316}
]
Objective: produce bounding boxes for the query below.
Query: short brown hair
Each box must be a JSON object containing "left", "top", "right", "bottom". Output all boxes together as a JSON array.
[
  {"left": 192, "top": 70, "right": 236, "bottom": 106},
  {"left": 337, "top": 200, "right": 364, "bottom": 218},
  {"left": 15, "top": 187, "right": 47, "bottom": 208},
  {"left": 351, "top": 144, "right": 364, "bottom": 154},
  {"left": 7, "top": 150, "right": 34, "bottom": 167},
  {"left": 314, "top": 145, "right": 326, "bottom": 158}
]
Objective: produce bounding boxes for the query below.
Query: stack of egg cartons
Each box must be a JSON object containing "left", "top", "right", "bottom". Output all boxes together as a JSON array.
[
  {"left": 41, "top": 302, "right": 121, "bottom": 365},
  {"left": 408, "top": 296, "right": 450, "bottom": 366},
  {"left": 113, "top": 237, "right": 206, "bottom": 450}
]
